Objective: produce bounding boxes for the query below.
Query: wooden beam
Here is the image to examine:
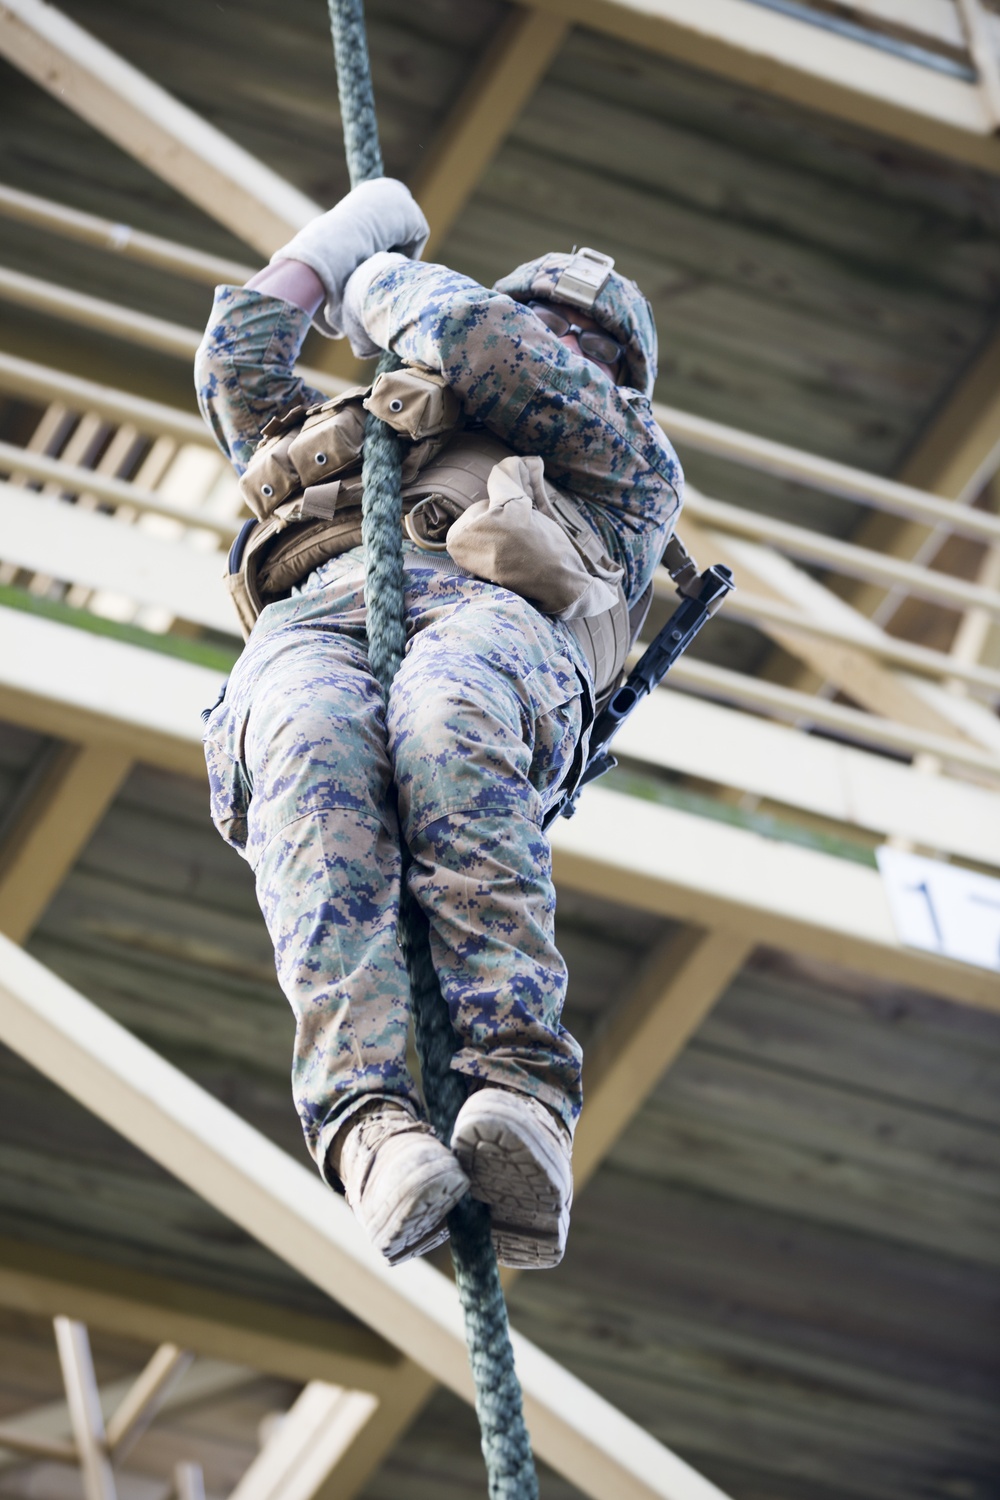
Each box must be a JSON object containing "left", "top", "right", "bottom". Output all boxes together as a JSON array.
[
  {"left": 780, "top": 327, "right": 1000, "bottom": 666},
  {"left": 0, "top": 182, "right": 256, "bottom": 287},
  {"left": 655, "top": 398, "right": 1000, "bottom": 547},
  {"left": 0, "top": 272, "right": 343, "bottom": 394},
  {"left": 288, "top": 1366, "right": 435, "bottom": 1500},
  {"left": 227, "top": 1382, "right": 380, "bottom": 1500},
  {"left": 667, "top": 654, "right": 1000, "bottom": 778},
  {"left": 103, "top": 1344, "right": 193, "bottom": 1461},
  {"left": 521, "top": 0, "right": 1000, "bottom": 170},
  {"left": 0, "top": 0, "right": 319, "bottom": 256},
  {"left": 0, "top": 740, "right": 132, "bottom": 943},
  {"left": 0, "top": 610, "right": 213, "bottom": 779},
  {"left": 415, "top": 9, "right": 569, "bottom": 256},
  {"left": 0, "top": 264, "right": 203, "bottom": 361},
  {"left": 948, "top": 485, "right": 1000, "bottom": 675},
  {"left": 0, "top": 1428, "right": 77, "bottom": 1463},
  {"left": 0, "top": 936, "right": 731, "bottom": 1500},
  {"left": 53, "top": 1318, "right": 118, "bottom": 1500},
  {"left": 724, "top": 589, "right": 1000, "bottom": 696},
  {"left": 899, "top": 327, "right": 1000, "bottom": 500},
  {"left": 0, "top": 1360, "right": 257, "bottom": 1475},
  {"left": 174, "top": 1463, "right": 206, "bottom": 1500},
  {"left": 575, "top": 926, "right": 752, "bottom": 1190},
  {"left": 0, "top": 1236, "right": 400, "bottom": 1389}
]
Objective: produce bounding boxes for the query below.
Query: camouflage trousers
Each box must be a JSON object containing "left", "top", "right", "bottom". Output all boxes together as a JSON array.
[{"left": 203, "top": 549, "right": 589, "bottom": 1181}]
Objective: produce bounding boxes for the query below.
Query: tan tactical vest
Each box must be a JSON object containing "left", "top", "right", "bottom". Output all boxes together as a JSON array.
[{"left": 229, "top": 366, "right": 649, "bottom": 702}]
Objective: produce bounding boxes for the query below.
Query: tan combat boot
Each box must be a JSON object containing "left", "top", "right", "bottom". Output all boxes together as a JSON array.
[
  {"left": 450, "top": 1087, "right": 573, "bottom": 1269},
  {"left": 329, "top": 1098, "right": 470, "bottom": 1267}
]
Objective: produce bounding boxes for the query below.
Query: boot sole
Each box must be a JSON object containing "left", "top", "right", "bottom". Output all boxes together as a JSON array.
[
  {"left": 368, "top": 1159, "right": 470, "bottom": 1268},
  {"left": 452, "top": 1108, "right": 571, "bottom": 1270}
]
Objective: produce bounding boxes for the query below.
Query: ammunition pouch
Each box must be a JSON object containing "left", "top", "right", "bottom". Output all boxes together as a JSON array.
[{"left": 229, "top": 365, "right": 637, "bottom": 700}]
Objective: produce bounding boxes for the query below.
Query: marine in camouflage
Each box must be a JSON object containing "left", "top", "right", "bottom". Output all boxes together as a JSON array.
[{"left": 196, "top": 258, "right": 682, "bottom": 1182}]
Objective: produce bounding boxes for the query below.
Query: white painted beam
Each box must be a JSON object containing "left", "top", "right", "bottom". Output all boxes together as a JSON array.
[
  {"left": 173, "top": 1463, "right": 205, "bottom": 1500},
  {"left": 678, "top": 517, "right": 1000, "bottom": 756},
  {"left": 723, "top": 590, "right": 1000, "bottom": 697},
  {"left": 0, "top": 0, "right": 319, "bottom": 256},
  {"left": 683, "top": 487, "right": 1000, "bottom": 618},
  {"left": 1, "top": 609, "right": 997, "bottom": 1004},
  {"left": 53, "top": 1318, "right": 117, "bottom": 1500},
  {"left": 0, "top": 264, "right": 203, "bottom": 360},
  {"left": 523, "top": 0, "right": 1000, "bottom": 169},
  {"left": 0, "top": 352, "right": 212, "bottom": 446},
  {"left": 0, "top": 607, "right": 218, "bottom": 776},
  {"left": 656, "top": 399, "right": 1000, "bottom": 546},
  {"left": 667, "top": 656, "right": 1000, "bottom": 778},
  {"left": 0, "top": 482, "right": 234, "bottom": 633},
  {"left": 0, "top": 443, "right": 238, "bottom": 539},
  {"left": 227, "top": 1383, "right": 379, "bottom": 1500},
  {"left": 0, "top": 273, "right": 342, "bottom": 393},
  {"left": 551, "top": 786, "right": 1000, "bottom": 1009},
  {"left": 0, "top": 937, "right": 731, "bottom": 1500},
  {"left": 0, "top": 181, "right": 257, "bottom": 286},
  {"left": 616, "top": 689, "right": 1000, "bottom": 869},
  {"left": 956, "top": 0, "right": 1000, "bottom": 128}
]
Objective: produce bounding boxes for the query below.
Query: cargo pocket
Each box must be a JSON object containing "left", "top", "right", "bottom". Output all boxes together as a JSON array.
[
  {"left": 203, "top": 707, "right": 252, "bottom": 855},
  {"left": 521, "top": 650, "right": 588, "bottom": 812}
]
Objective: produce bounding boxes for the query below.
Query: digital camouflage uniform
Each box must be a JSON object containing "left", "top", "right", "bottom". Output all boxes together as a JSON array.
[{"left": 196, "top": 257, "right": 682, "bottom": 1183}]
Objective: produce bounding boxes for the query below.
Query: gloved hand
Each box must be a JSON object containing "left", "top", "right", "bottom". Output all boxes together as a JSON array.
[{"left": 270, "top": 177, "right": 428, "bottom": 340}]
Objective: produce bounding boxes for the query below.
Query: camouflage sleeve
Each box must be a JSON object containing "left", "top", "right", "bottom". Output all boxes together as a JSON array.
[
  {"left": 359, "top": 260, "right": 683, "bottom": 606},
  {"left": 194, "top": 285, "right": 329, "bottom": 476}
]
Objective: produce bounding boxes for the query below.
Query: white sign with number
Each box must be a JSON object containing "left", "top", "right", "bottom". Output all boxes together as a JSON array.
[{"left": 876, "top": 846, "right": 1000, "bottom": 973}]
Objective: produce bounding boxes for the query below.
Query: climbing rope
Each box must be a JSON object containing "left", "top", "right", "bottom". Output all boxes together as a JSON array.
[{"left": 327, "top": 3, "right": 540, "bottom": 1495}]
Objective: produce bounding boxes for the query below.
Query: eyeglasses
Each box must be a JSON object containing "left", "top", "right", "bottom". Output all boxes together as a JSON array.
[{"left": 528, "top": 302, "right": 623, "bottom": 368}]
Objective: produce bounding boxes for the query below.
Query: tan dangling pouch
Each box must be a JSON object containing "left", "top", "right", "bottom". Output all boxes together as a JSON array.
[{"left": 445, "top": 455, "right": 623, "bottom": 621}]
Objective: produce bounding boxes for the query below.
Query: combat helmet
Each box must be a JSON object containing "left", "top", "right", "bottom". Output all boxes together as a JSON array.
[{"left": 493, "top": 247, "right": 658, "bottom": 398}]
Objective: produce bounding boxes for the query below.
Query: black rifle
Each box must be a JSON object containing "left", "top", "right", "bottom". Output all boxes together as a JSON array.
[{"left": 545, "top": 558, "right": 735, "bottom": 829}]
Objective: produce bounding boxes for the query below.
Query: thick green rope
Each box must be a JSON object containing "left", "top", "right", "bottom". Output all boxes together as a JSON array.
[{"left": 327, "top": 4, "right": 540, "bottom": 1495}]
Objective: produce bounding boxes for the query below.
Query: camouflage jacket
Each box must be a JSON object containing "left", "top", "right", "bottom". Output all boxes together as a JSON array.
[{"left": 195, "top": 260, "right": 683, "bottom": 610}]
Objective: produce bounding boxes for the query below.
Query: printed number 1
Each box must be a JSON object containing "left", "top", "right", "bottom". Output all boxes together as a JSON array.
[{"left": 908, "top": 880, "right": 944, "bottom": 950}]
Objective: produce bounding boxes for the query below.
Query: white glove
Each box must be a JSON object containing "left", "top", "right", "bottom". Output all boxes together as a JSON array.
[{"left": 270, "top": 178, "right": 428, "bottom": 340}]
